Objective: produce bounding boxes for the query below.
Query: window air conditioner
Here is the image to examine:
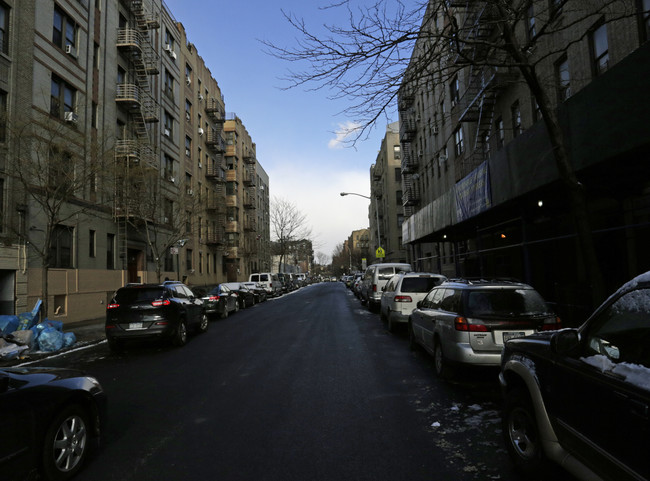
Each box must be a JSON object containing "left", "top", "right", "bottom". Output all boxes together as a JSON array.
[
  {"left": 164, "top": 217, "right": 169, "bottom": 223},
  {"left": 186, "top": 76, "right": 191, "bottom": 85},
  {"left": 164, "top": 44, "right": 172, "bottom": 52},
  {"left": 170, "top": 51, "right": 177, "bottom": 60},
  {"left": 433, "top": 126, "right": 439, "bottom": 134},
  {"left": 198, "top": 128, "right": 204, "bottom": 136},
  {"left": 188, "top": 189, "right": 194, "bottom": 195},
  {"left": 164, "top": 128, "right": 171, "bottom": 137},
  {"left": 198, "top": 94, "right": 204, "bottom": 101},
  {"left": 169, "top": 176, "right": 175, "bottom": 183},
  {"left": 65, "top": 44, "right": 77, "bottom": 57},
  {"left": 418, "top": 150, "right": 423, "bottom": 157},
  {"left": 64, "top": 111, "right": 78, "bottom": 123}
]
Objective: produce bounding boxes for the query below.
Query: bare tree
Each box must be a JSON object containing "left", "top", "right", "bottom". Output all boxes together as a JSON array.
[
  {"left": 264, "top": 0, "right": 641, "bottom": 303},
  {"left": 7, "top": 120, "right": 111, "bottom": 317},
  {"left": 270, "top": 197, "right": 313, "bottom": 272}
]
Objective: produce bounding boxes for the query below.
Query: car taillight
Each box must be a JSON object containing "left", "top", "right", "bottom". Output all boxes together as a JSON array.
[
  {"left": 209, "top": 295, "right": 220, "bottom": 301},
  {"left": 372, "top": 284, "right": 377, "bottom": 292},
  {"left": 152, "top": 299, "right": 171, "bottom": 307},
  {"left": 540, "top": 316, "right": 562, "bottom": 331},
  {"left": 107, "top": 303, "right": 119, "bottom": 309},
  {"left": 394, "top": 295, "right": 413, "bottom": 302},
  {"left": 454, "top": 316, "right": 488, "bottom": 332}
]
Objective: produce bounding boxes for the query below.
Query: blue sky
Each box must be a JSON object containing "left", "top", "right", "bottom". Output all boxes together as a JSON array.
[{"left": 164, "top": 0, "right": 404, "bottom": 261}]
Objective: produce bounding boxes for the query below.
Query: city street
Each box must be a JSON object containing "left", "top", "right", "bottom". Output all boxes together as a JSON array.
[{"left": 32, "top": 282, "right": 575, "bottom": 481}]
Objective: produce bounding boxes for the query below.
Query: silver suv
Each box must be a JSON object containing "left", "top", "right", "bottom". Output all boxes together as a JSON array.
[
  {"left": 409, "top": 279, "right": 560, "bottom": 379},
  {"left": 360, "top": 262, "right": 412, "bottom": 311},
  {"left": 380, "top": 272, "right": 447, "bottom": 332}
]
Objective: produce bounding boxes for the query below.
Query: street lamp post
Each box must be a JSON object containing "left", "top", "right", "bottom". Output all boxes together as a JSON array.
[{"left": 340, "top": 192, "right": 381, "bottom": 259}]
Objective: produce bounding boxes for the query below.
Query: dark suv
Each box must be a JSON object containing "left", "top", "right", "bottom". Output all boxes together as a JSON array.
[
  {"left": 500, "top": 272, "right": 650, "bottom": 481},
  {"left": 105, "top": 281, "right": 208, "bottom": 351},
  {"left": 409, "top": 278, "right": 560, "bottom": 379}
]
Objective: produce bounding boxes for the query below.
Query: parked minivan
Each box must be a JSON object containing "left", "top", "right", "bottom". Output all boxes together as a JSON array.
[
  {"left": 360, "top": 262, "right": 412, "bottom": 311},
  {"left": 249, "top": 273, "right": 282, "bottom": 297}
]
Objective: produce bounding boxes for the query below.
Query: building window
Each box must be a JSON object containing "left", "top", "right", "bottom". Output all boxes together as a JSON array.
[
  {"left": 549, "top": 0, "right": 564, "bottom": 19},
  {"left": 52, "top": 5, "right": 77, "bottom": 50},
  {"left": 164, "top": 111, "right": 173, "bottom": 138},
  {"left": 164, "top": 199, "right": 173, "bottom": 224},
  {"left": 450, "top": 76, "right": 460, "bottom": 106},
  {"left": 454, "top": 127, "right": 464, "bottom": 157},
  {"left": 511, "top": 101, "right": 522, "bottom": 137},
  {"left": 396, "top": 190, "right": 402, "bottom": 205},
  {"left": 185, "top": 136, "right": 192, "bottom": 157},
  {"left": 198, "top": 252, "right": 203, "bottom": 274},
  {"left": 164, "top": 154, "right": 174, "bottom": 180},
  {"left": 527, "top": 5, "right": 536, "bottom": 41},
  {"left": 164, "top": 28, "right": 175, "bottom": 50},
  {"left": 531, "top": 98, "right": 541, "bottom": 123},
  {"left": 496, "top": 117, "right": 504, "bottom": 148},
  {"left": 185, "top": 99, "right": 192, "bottom": 121},
  {"left": 556, "top": 55, "right": 571, "bottom": 101},
  {"left": 640, "top": 0, "right": 650, "bottom": 43},
  {"left": 164, "top": 69, "right": 174, "bottom": 100},
  {"left": 164, "top": 251, "right": 173, "bottom": 272},
  {"left": 50, "top": 225, "right": 74, "bottom": 268},
  {"left": 0, "top": 89, "right": 6, "bottom": 142},
  {"left": 186, "top": 249, "right": 193, "bottom": 271},
  {"left": 48, "top": 147, "right": 73, "bottom": 190},
  {"left": 106, "top": 234, "right": 115, "bottom": 269},
  {"left": 185, "top": 210, "right": 192, "bottom": 233},
  {"left": 0, "top": 178, "right": 4, "bottom": 233},
  {"left": 0, "top": 2, "right": 9, "bottom": 55},
  {"left": 89, "top": 230, "right": 96, "bottom": 258},
  {"left": 185, "top": 63, "right": 192, "bottom": 85},
  {"left": 50, "top": 75, "right": 76, "bottom": 119},
  {"left": 590, "top": 21, "right": 609, "bottom": 76},
  {"left": 393, "top": 145, "right": 401, "bottom": 160},
  {"left": 394, "top": 167, "right": 401, "bottom": 182}
]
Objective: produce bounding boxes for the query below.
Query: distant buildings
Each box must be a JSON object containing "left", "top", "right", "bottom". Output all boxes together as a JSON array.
[{"left": 0, "top": 0, "right": 270, "bottom": 322}]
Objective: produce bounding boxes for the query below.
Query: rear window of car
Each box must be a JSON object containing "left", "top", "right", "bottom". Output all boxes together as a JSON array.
[
  {"left": 465, "top": 289, "right": 551, "bottom": 317},
  {"left": 260, "top": 274, "right": 269, "bottom": 281},
  {"left": 115, "top": 287, "right": 164, "bottom": 304},
  {"left": 401, "top": 277, "right": 443, "bottom": 293}
]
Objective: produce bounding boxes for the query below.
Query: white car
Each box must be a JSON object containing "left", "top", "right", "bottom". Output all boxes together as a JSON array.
[{"left": 380, "top": 272, "right": 447, "bottom": 331}]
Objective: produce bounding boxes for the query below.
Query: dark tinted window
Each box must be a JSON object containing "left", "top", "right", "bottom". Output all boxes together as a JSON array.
[
  {"left": 401, "top": 277, "right": 444, "bottom": 293},
  {"left": 115, "top": 287, "right": 164, "bottom": 304},
  {"left": 439, "top": 289, "right": 461, "bottom": 312},
  {"left": 465, "top": 289, "right": 551, "bottom": 317}
]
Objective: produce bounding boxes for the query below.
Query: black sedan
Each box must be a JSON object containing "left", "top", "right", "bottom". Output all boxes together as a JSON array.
[
  {"left": 242, "top": 282, "right": 268, "bottom": 303},
  {"left": 0, "top": 366, "right": 107, "bottom": 481},
  {"left": 192, "top": 284, "right": 239, "bottom": 319},
  {"left": 223, "top": 282, "right": 256, "bottom": 309}
]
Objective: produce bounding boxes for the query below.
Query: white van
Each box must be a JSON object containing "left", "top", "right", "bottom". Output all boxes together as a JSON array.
[
  {"left": 249, "top": 273, "right": 282, "bottom": 297},
  {"left": 360, "top": 263, "right": 412, "bottom": 312}
]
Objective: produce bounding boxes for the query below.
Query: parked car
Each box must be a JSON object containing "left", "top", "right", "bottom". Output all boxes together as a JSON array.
[
  {"left": 500, "top": 272, "right": 650, "bottom": 481},
  {"left": 242, "top": 282, "right": 268, "bottom": 303},
  {"left": 249, "top": 273, "right": 282, "bottom": 297},
  {"left": 223, "top": 282, "right": 256, "bottom": 309},
  {"left": 360, "top": 263, "right": 412, "bottom": 311},
  {"left": 0, "top": 366, "right": 107, "bottom": 481},
  {"left": 380, "top": 272, "right": 447, "bottom": 332},
  {"left": 191, "top": 284, "right": 239, "bottom": 319},
  {"left": 409, "top": 278, "right": 560, "bottom": 379},
  {"left": 105, "top": 280, "right": 208, "bottom": 351}
]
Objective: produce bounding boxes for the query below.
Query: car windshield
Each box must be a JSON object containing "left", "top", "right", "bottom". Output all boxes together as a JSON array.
[
  {"left": 465, "top": 289, "right": 551, "bottom": 317},
  {"left": 115, "top": 287, "right": 164, "bottom": 303},
  {"left": 401, "top": 277, "right": 443, "bottom": 293}
]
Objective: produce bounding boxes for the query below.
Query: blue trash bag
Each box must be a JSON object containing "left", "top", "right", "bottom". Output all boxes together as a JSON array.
[
  {"left": 17, "top": 312, "right": 37, "bottom": 331},
  {"left": 38, "top": 327, "right": 64, "bottom": 352},
  {"left": 62, "top": 332, "right": 76, "bottom": 348},
  {"left": 0, "top": 315, "right": 19, "bottom": 335}
]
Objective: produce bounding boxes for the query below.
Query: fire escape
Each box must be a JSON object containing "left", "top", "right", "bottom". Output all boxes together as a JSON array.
[
  {"left": 398, "top": 85, "right": 420, "bottom": 217},
  {"left": 204, "top": 95, "right": 227, "bottom": 248},
  {"left": 242, "top": 151, "right": 257, "bottom": 258},
  {"left": 114, "top": 0, "right": 160, "bottom": 266},
  {"left": 452, "top": 0, "right": 518, "bottom": 180}
]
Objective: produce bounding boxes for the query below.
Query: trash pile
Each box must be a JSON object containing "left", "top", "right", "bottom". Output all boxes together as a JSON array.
[{"left": 0, "top": 301, "right": 77, "bottom": 361}]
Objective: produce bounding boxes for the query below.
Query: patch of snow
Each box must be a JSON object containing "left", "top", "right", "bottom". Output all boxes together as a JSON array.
[
  {"left": 431, "top": 421, "right": 441, "bottom": 428},
  {"left": 581, "top": 354, "right": 650, "bottom": 390}
]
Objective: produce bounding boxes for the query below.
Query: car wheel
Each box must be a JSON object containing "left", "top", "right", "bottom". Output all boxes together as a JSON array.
[
  {"left": 433, "top": 338, "right": 453, "bottom": 379},
  {"left": 387, "top": 312, "right": 395, "bottom": 332},
  {"left": 234, "top": 301, "right": 240, "bottom": 313},
  {"left": 503, "top": 388, "right": 545, "bottom": 475},
  {"left": 173, "top": 319, "right": 188, "bottom": 346},
  {"left": 379, "top": 307, "right": 387, "bottom": 322},
  {"left": 197, "top": 313, "right": 209, "bottom": 333},
  {"left": 42, "top": 404, "right": 90, "bottom": 481},
  {"left": 219, "top": 304, "right": 229, "bottom": 319},
  {"left": 408, "top": 322, "right": 417, "bottom": 351}
]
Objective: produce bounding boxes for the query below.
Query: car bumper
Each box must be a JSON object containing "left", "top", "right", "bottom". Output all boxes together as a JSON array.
[
  {"left": 388, "top": 310, "right": 410, "bottom": 324},
  {"left": 444, "top": 342, "right": 503, "bottom": 367},
  {"left": 105, "top": 322, "right": 176, "bottom": 341}
]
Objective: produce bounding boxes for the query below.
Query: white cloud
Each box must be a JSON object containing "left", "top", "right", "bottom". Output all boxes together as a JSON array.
[{"left": 328, "top": 121, "right": 363, "bottom": 150}]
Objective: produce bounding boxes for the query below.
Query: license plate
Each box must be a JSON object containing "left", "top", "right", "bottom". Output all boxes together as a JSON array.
[
  {"left": 503, "top": 331, "right": 526, "bottom": 342},
  {"left": 128, "top": 322, "right": 144, "bottom": 330}
]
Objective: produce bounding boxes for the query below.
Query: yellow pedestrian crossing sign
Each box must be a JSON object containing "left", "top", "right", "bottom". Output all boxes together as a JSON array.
[{"left": 376, "top": 247, "right": 385, "bottom": 258}]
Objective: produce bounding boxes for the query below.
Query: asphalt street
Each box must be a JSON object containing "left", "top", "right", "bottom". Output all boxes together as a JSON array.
[{"left": 30, "top": 282, "right": 576, "bottom": 481}]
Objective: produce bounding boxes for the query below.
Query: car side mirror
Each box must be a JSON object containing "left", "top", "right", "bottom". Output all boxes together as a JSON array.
[
  {"left": 551, "top": 329, "right": 580, "bottom": 355},
  {"left": 416, "top": 300, "right": 422, "bottom": 308}
]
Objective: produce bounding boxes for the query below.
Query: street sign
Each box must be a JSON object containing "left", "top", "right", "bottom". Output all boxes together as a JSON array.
[{"left": 376, "top": 247, "right": 385, "bottom": 258}]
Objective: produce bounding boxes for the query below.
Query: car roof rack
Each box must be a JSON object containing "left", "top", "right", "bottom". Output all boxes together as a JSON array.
[{"left": 445, "top": 277, "right": 523, "bottom": 285}]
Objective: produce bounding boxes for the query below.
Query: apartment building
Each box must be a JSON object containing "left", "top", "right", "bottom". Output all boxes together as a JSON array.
[
  {"left": 0, "top": 0, "right": 269, "bottom": 322},
  {"left": 398, "top": 1, "right": 650, "bottom": 320},
  {"left": 369, "top": 122, "right": 407, "bottom": 264}
]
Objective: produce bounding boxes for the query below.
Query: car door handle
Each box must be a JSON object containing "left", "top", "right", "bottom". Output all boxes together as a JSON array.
[{"left": 615, "top": 391, "right": 649, "bottom": 420}]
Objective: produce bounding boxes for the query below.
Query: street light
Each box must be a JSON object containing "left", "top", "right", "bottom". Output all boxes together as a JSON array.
[{"left": 340, "top": 192, "right": 381, "bottom": 258}]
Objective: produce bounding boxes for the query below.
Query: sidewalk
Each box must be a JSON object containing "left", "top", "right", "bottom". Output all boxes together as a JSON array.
[{"left": 0, "top": 318, "right": 106, "bottom": 367}]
